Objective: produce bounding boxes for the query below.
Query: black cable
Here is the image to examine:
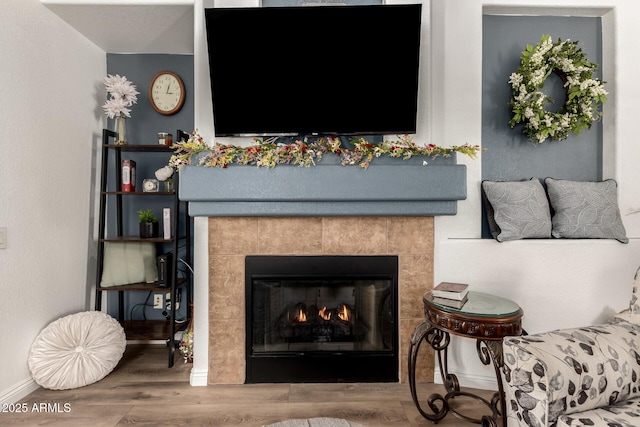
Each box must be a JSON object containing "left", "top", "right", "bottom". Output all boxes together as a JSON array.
[{"left": 129, "top": 291, "right": 153, "bottom": 320}]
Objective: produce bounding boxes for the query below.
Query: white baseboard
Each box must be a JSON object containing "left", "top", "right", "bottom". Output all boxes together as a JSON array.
[
  {"left": 0, "top": 377, "right": 39, "bottom": 406},
  {"left": 434, "top": 370, "right": 499, "bottom": 392},
  {"left": 189, "top": 367, "right": 208, "bottom": 386}
]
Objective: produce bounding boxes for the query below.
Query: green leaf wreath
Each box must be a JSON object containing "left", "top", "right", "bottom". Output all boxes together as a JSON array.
[
  {"left": 169, "top": 131, "right": 480, "bottom": 170},
  {"left": 508, "top": 34, "right": 607, "bottom": 144}
]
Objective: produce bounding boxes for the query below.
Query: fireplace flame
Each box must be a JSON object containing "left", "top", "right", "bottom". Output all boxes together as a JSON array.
[
  {"left": 337, "top": 304, "right": 350, "bottom": 322},
  {"left": 319, "top": 306, "right": 331, "bottom": 320},
  {"left": 295, "top": 308, "right": 307, "bottom": 323},
  {"left": 289, "top": 303, "right": 352, "bottom": 324}
]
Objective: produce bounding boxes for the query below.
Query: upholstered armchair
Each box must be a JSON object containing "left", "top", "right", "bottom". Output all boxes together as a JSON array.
[{"left": 502, "top": 267, "right": 640, "bottom": 427}]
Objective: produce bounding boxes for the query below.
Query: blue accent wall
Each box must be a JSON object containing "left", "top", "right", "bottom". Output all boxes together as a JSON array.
[
  {"left": 482, "top": 15, "right": 603, "bottom": 236},
  {"left": 106, "top": 54, "right": 194, "bottom": 145},
  {"left": 105, "top": 54, "right": 194, "bottom": 322}
]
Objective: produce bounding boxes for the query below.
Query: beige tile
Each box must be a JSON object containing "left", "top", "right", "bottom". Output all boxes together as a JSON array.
[
  {"left": 209, "top": 282, "right": 244, "bottom": 321},
  {"left": 399, "top": 254, "right": 433, "bottom": 282},
  {"left": 210, "top": 319, "right": 245, "bottom": 384},
  {"left": 209, "top": 217, "right": 258, "bottom": 254},
  {"left": 400, "top": 318, "right": 434, "bottom": 383},
  {"left": 399, "top": 254, "right": 433, "bottom": 319},
  {"left": 400, "top": 289, "right": 428, "bottom": 320},
  {"left": 323, "top": 217, "right": 388, "bottom": 254},
  {"left": 209, "top": 254, "right": 245, "bottom": 321},
  {"left": 210, "top": 361, "right": 246, "bottom": 385},
  {"left": 257, "top": 217, "right": 323, "bottom": 254},
  {"left": 388, "top": 217, "right": 434, "bottom": 254},
  {"left": 209, "top": 254, "right": 244, "bottom": 278},
  {"left": 207, "top": 215, "right": 435, "bottom": 385}
]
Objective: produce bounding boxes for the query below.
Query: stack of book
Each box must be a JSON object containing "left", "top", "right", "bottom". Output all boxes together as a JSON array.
[{"left": 431, "top": 282, "right": 469, "bottom": 309}]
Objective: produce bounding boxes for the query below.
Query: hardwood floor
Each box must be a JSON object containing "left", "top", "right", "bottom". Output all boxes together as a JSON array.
[{"left": 8, "top": 344, "right": 498, "bottom": 426}]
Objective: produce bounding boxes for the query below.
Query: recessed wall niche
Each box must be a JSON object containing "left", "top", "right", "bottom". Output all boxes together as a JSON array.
[{"left": 481, "top": 14, "right": 603, "bottom": 238}]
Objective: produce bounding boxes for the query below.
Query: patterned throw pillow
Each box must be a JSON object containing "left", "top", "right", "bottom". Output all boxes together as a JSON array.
[
  {"left": 482, "top": 179, "right": 552, "bottom": 242},
  {"left": 630, "top": 266, "right": 640, "bottom": 316},
  {"left": 545, "top": 178, "right": 628, "bottom": 243},
  {"left": 612, "top": 265, "right": 640, "bottom": 325}
]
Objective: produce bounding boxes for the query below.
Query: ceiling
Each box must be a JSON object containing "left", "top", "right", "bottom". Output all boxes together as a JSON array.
[{"left": 42, "top": 1, "right": 195, "bottom": 54}]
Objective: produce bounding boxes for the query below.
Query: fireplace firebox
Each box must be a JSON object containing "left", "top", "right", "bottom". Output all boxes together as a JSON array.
[{"left": 246, "top": 255, "right": 399, "bottom": 383}]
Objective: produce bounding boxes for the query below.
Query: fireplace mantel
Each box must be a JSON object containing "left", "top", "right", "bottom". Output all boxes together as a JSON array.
[{"left": 179, "top": 155, "right": 466, "bottom": 216}]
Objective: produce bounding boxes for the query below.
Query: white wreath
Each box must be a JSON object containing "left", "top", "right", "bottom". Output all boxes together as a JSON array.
[{"left": 508, "top": 34, "right": 607, "bottom": 144}]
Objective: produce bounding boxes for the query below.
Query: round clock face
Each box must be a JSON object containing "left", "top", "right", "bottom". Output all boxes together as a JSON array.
[
  {"left": 143, "top": 179, "right": 158, "bottom": 192},
  {"left": 149, "top": 71, "right": 185, "bottom": 115}
]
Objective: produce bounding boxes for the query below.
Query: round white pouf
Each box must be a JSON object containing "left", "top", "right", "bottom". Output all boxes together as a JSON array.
[{"left": 28, "top": 311, "right": 126, "bottom": 390}]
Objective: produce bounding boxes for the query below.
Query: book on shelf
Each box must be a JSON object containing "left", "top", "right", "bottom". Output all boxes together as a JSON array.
[
  {"left": 432, "top": 282, "right": 469, "bottom": 300},
  {"left": 432, "top": 294, "right": 469, "bottom": 309}
]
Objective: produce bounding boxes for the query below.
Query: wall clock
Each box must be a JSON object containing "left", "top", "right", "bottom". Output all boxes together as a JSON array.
[{"left": 148, "top": 71, "right": 185, "bottom": 115}]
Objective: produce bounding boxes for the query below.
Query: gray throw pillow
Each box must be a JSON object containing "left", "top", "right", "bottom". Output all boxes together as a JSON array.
[
  {"left": 482, "top": 179, "right": 552, "bottom": 242},
  {"left": 545, "top": 178, "right": 628, "bottom": 243}
]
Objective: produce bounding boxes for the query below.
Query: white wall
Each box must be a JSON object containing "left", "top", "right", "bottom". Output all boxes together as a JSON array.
[
  {"left": 190, "top": 0, "right": 640, "bottom": 390},
  {"left": 192, "top": 0, "right": 640, "bottom": 389},
  {"left": 432, "top": 0, "right": 640, "bottom": 389},
  {"left": 0, "top": 0, "right": 105, "bottom": 403}
]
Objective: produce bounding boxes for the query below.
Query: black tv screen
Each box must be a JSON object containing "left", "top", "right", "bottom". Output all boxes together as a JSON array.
[{"left": 205, "top": 4, "right": 422, "bottom": 137}]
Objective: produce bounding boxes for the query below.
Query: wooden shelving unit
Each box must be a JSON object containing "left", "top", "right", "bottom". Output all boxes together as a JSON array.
[{"left": 95, "top": 129, "right": 191, "bottom": 367}]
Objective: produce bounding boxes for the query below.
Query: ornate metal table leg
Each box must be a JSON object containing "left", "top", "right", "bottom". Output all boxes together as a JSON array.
[
  {"left": 477, "top": 340, "right": 507, "bottom": 427},
  {"left": 408, "top": 319, "right": 451, "bottom": 423}
]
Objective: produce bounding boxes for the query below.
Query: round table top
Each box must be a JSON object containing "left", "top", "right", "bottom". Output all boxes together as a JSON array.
[
  {"left": 423, "top": 291, "right": 523, "bottom": 340},
  {"left": 425, "top": 291, "right": 521, "bottom": 317}
]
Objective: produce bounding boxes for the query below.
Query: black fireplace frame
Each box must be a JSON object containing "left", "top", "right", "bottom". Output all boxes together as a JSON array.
[{"left": 245, "top": 255, "right": 399, "bottom": 383}]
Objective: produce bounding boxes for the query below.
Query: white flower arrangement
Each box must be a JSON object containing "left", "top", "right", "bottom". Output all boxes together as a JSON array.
[
  {"left": 508, "top": 35, "right": 607, "bottom": 144},
  {"left": 154, "top": 166, "right": 174, "bottom": 181},
  {"left": 102, "top": 74, "right": 139, "bottom": 119}
]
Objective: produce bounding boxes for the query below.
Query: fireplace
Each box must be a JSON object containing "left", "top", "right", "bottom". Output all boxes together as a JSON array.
[
  {"left": 202, "top": 216, "right": 436, "bottom": 385},
  {"left": 177, "top": 123, "right": 466, "bottom": 386},
  {"left": 246, "top": 255, "right": 398, "bottom": 383}
]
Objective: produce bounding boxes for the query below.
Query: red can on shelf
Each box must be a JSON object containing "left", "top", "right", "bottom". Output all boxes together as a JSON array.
[{"left": 122, "top": 159, "right": 136, "bottom": 192}]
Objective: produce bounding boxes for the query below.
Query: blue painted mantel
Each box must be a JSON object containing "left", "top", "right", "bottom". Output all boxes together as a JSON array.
[{"left": 179, "top": 154, "right": 466, "bottom": 217}]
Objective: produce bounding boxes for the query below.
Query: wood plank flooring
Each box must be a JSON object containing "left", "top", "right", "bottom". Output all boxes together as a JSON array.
[{"left": 6, "top": 344, "right": 498, "bottom": 426}]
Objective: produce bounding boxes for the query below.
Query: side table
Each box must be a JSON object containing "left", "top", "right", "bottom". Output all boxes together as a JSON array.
[{"left": 408, "top": 291, "right": 523, "bottom": 426}]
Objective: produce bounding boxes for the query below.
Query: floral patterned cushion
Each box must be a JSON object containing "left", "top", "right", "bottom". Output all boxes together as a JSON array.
[
  {"left": 611, "top": 266, "right": 640, "bottom": 326},
  {"left": 556, "top": 397, "right": 640, "bottom": 427},
  {"left": 503, "top": 321, "right": 640, "bottom": 427}
]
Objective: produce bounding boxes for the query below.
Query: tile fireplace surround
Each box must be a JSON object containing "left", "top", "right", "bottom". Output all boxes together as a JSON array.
[
  {"left": 179, "top": 155, "right": 466, "bottom": 384},
  {"left": 207, "top": 216, "right": 435, "bottom": 384}
]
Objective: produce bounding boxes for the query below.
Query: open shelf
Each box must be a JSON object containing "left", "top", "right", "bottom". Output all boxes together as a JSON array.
[
  {"left": 123, "top": 320, "right": 188, "bottom": 341},
  {"left": 97, "top": 278, "right": 187, "bottom": 292},
  {"left": 100, "top": 236, "right": 174, "bottom": 243},
  {"left": 102, "top": 191, "right": 175, "bottom": 196}
]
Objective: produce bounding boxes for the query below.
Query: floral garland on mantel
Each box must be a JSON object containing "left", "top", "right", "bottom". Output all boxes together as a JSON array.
[
  {"left": 169, "top": 131, "right": 480, "bottom": 170},
  {"left": 508, "top": 34, "right": 607, "bottom": 144}
]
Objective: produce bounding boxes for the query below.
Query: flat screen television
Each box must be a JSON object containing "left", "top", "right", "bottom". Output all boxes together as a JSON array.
[{"left": 205, "top": 4, "right": 422, "bottom": 137}]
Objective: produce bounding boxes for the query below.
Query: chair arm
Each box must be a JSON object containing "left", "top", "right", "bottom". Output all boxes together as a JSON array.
[{"left": 502, "top": 322, "right": 640, "bottom": 427}]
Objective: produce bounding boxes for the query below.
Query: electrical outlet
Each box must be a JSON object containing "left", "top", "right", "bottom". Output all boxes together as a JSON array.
[{"left": 153, "top": 294, "right": 163, "bottom": 309}]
